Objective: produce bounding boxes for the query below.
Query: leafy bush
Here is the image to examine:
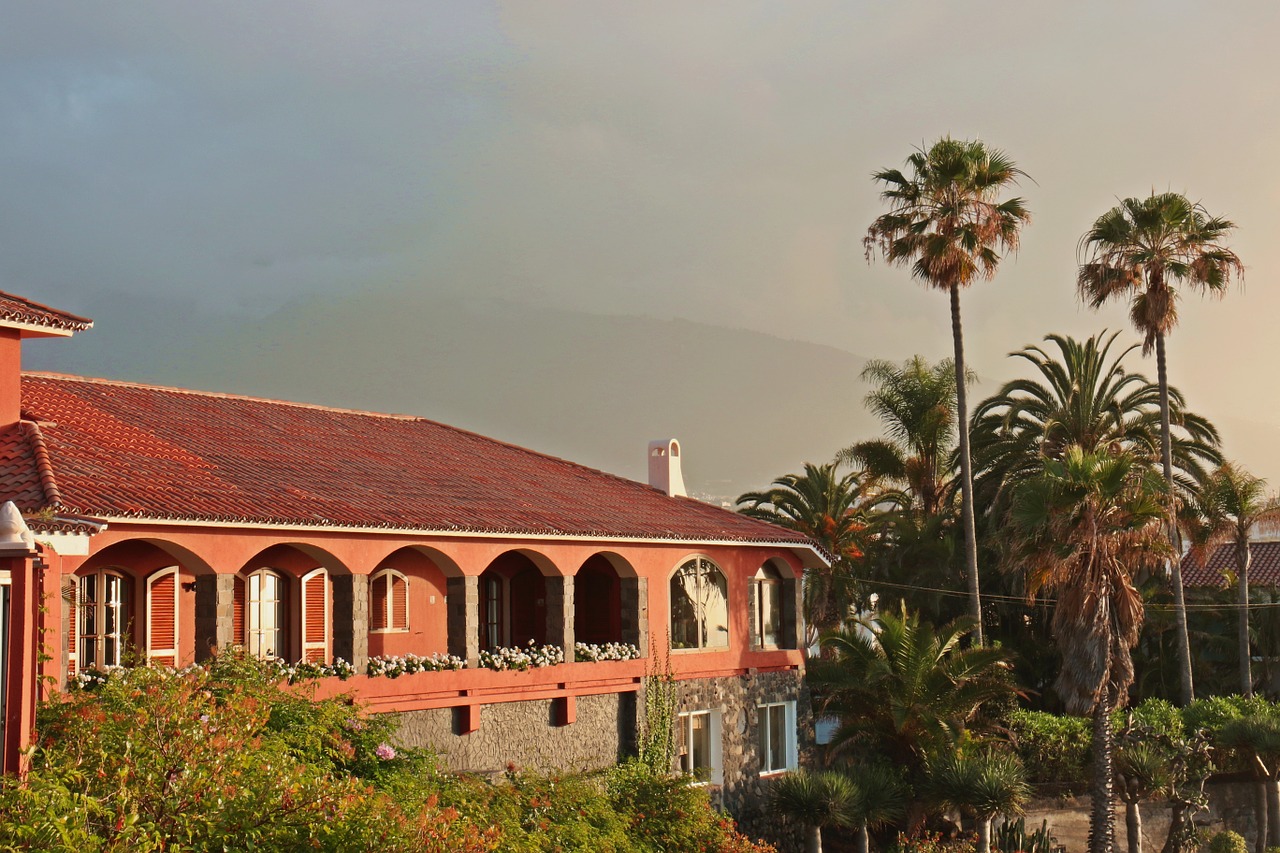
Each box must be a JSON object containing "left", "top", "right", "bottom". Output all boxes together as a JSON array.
[
  {"left": 1004, "top": 709, "right": 1090, "bottom": 791},
  {"left": 0, "top": 651, "right": 772, "bottom": 852},
  {"left": 1206, "top": 831, "right": 1249, "bottom": 853}
]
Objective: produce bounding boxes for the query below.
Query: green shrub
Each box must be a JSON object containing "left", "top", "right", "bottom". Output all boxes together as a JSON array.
[
  {"left": 1205, "top": 830, "right": 1248, "bottom": 853},
  {"left": 0, "top": 651, "right": 773, "bottom": 852},
  {"left": 1004, "top": 709, "right": 1090, "bottom": 791}
]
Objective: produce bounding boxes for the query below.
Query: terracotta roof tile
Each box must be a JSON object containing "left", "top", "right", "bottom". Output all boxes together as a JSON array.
[
  {"left": 0, "top": 292, "right": 91, "bottom": 333},
  {"left": 6, "top": 373, "right": 812, "bottom": 548},
  {"left": 1182, "top": 541, "right": 1280, "bottom": 588}
]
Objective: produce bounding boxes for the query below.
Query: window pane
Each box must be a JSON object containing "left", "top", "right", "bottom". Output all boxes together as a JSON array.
[
  {"left": 703, "top": 564, "right": 729, "bottom": 649},
  {"left": 768, "top": 705, "right": 787, "bottom": 770},
  {"left": 762, "top": 581, "right": 780, "bottom": 647},
  {"left": 690, "top": 713, "right": 711, "bottom": 773},
  {"left": 670, "top": 570, "right": 698, "bottom": 649}
]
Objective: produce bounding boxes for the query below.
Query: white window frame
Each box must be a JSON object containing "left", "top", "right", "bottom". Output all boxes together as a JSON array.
[
  {"left": 757, "top": 700, "right": 797, "bottom": 775},
  {"left": 368, "top": 568, "right": 410, "bottom": 634},
  {"left": 244, "top": 568, "right": 286, "bottom": 660},
  {"left": 669, "top": 557, "right": 730, "bottom": 651},
  {"left": 677, "top": 709, "right": 723, "bottom": 785},
  {"left": 753, "top": 564, "right": 783, "bottom": 649},
  {"left": 79, "top": 569, "right": 131, "bottom": 670}
]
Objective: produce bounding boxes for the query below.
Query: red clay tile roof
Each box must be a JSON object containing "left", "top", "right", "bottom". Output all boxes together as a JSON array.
[
  {"left": 0, "top": 292, "right": 91, "bottom": 333},
  {"left": 6, "top": 373, "right": 814, "bottom": 548},
  {"left": 1182, "top": 541, "right": 1280, "bottom": 588}
]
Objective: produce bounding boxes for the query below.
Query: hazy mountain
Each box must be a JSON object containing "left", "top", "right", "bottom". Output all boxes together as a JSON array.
[{"left": 24, "top": 288, "right": 883, "bottom": 501}]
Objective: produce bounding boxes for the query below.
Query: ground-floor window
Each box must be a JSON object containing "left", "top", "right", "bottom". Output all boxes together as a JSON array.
[
  {"left": 677, "top": 710, "right": 722, "bottom": 784},
  {"left": 79, "top": 570, "right": 131, "bottom": 669},
  {"left": 758, "top": 701, "right": 797, "bottom": 774},
  {"left": 244, "top": 569, "right": 285, "bottom": 660}
]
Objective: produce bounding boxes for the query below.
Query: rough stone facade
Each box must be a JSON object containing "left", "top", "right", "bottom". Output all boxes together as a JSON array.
[
  {"left": 393, "top": 692, "right": 636, "bottom": 776},
  {"left": 673, "top": 669, "right": 814, "bottom": 849}
]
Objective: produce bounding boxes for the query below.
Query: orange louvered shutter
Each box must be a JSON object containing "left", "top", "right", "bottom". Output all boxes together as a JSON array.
[
  {"left": 391, "top": 574, "right": 408, "bottom": 630},
  {"left": 302, "top": 570, "right": 328, "bottom": 663},
  {"left": 232, "top": 575, "right": 246, "bottom": 646},
  {"left": 147, "top": 569, "right": 179, "bottom": 666},
  {"left": 66, "top": 583, "right": 78, "bottom": 677},
  {"left": 370, "top": 575, "right": 388, "bottom": 631}
]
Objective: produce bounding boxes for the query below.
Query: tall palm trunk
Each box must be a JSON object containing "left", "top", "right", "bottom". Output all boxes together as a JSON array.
[
  {"left": 950, "top": 282, "right": 983, "bottom": 644},
  {"left": 1268, "top": 771, "right": 1280, "bottom": 847},
  {"left": 856, "top": 823, "right": 869, "bottom": 853},
  {"left": 1090, "top": 701, "right": 1117, "bottom": 853},
  {"left": 1156, "top": 332, "right": 1194, "bottom": 704},
  {"left": 1255, "top": 781, "right": 1268, "bottom": 853},
  {"left": 1239, "top": 533, "right": 1253, "bottom": 696}
]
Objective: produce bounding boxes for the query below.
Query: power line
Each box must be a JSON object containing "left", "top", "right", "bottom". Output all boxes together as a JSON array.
[{"left": 856, "top": 577, "right": 1280, "bottom": 611}]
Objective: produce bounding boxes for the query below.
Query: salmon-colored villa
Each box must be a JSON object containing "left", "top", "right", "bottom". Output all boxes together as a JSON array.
[{"left": 0, "top": 291, "right": 823, "bottom": 821}]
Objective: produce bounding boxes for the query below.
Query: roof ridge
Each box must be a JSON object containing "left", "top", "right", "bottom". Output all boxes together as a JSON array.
[
  {"left": 19, "top": 420, "right": 62, "bottom": 507},
  {"left": 23, "top": 372, "right": 423, "bottom": 421},
  {"left": 0, "top": 291, "right": 93, "bottom": 329},
  {"left": 20, "top": 371, "right": 715, "bottom": 503}
]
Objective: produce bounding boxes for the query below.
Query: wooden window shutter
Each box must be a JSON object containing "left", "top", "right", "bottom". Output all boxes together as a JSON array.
[
  {"left": 391, "top": 574, "right": 408, "bottom": 630},
  {"left": 301, "top": 569, "right": 328, "bottom": 663},
  {"left": 147, "top": 568, "right": 179, "bottom": 666},
  {"left": 232, "top": 575, "right": 246, "bottom": 646},
  {"left": 370, "top": 574, "right": 388, "bottom": 631},
  {"left": 66, "top": 582, "right": 78, "bottom": 677}
]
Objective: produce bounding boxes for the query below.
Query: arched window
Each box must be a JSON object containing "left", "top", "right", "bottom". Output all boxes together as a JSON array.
[
  {"left": 670, "top": 557, "right": 729, "bottom": 650},
  {"left": 244, "top": 569, "right": 286, "bottom": 660},
  {"left": 369, "top": 569, "right": 409, "bottom": 632},
  {"left": 79, "top": 569, "right": 132, "bottom": 669},
  {"left": 752, "top": 564, "right": 783, "bottom": 648}
]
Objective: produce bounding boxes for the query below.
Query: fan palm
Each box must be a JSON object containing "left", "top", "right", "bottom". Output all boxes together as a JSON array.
[
  {"left": 971, "top": 331, "right": 1220, "bottom": 519},
  {"left": 737, "top": 462, "right": 898, "bottom": 642},
  {"left": 1005, "top": 446, "right": 1170, "bottom": 853},
  {"left": 769, "top": 770, "right": 858, "bottom": 853},
  {"left": 837, "top": 356, "right": 966, "bottom": 517},
  {"left": 809, "top": 605, "right": 1017, "bottom": 766},
  {"left": 925, "top": 750, "right": 1030, "bottom": 853},
  {"left": 1181, "top": 463, "right": 1280, "bottom": 697},
  {"left": 866, "top": 137, "right": 1031, "bottom": 644},
  {"left": 1078, "top": 191, "right": 1244, "bottom": 705}
]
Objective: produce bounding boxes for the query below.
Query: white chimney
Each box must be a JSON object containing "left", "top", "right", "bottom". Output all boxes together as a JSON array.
[{"left": 648, "top": 439, "right": 687, "bottom": 497}]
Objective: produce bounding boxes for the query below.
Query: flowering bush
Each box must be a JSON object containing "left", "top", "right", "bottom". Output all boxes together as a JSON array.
[
  {"left": 368, "top": 652, "right": 466, "bottom": 677},
  {"left": 574, "top": 641, "right": 642, "bottom": 662},
  {"left": 477, "top": 640, "right": 565, "bottom": 671}
]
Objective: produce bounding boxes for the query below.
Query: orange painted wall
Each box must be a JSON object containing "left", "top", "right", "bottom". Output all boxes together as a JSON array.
[{"left": 367, "top": 547, "right": 448, "bottom": 658}]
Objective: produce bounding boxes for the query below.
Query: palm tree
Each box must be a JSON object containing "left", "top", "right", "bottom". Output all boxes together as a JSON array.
[
  {"left": 971, "top": 331, "right": 1220, "bottom": 519},
  {"left": 1181, "top": 463, "right": 1280, "bottom": 697},
  {"left": 769, "top": 770, "right": 858, "bottom": 853},
  {"left": 837, "top": 356, "right": 966, "bottom": 517},
  {"left": 1078, "top": 191, "right": 1244, "bottom": 704},
  {"left": 1115, "top": 740, "right": 1172, "bottom": 853},
  {"left": 737, "top": 462, "right": 898, "bottom": 642},
  {"left": 1005, "top": 446, "right": 1170, "bottom": 853},
  {"left": 865, "top": 137, "right": 1031, "bottom": 644},
  {"left": 925, "top": 750, "right": 1030, "bottom": 853},
  {"left": 809, "top": 605, "right": 1017, "bottom": 766}
]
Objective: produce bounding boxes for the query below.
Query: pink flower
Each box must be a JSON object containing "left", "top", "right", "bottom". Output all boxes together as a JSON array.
[{"left": 375, "top": 743, "right": 397, "bottom": 761}]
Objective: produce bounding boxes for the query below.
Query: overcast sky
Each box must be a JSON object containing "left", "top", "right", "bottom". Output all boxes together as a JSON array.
[{"left": 4, "top": 3, "right": 1280, "bottom": 477}]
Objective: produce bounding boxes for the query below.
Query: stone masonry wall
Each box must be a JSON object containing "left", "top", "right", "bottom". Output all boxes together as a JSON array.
[
  {"left": 673, "top": 669, "right": 814, "bottom": 850},
  {"left": 393, "top": 692, "right": 635, "bottom": 776}
]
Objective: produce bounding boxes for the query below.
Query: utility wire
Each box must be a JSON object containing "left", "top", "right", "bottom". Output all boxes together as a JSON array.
[{"left": 856, "top": 576, "right": 1280, "bottom": 611}]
